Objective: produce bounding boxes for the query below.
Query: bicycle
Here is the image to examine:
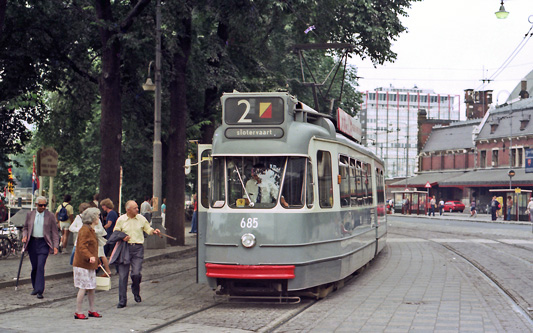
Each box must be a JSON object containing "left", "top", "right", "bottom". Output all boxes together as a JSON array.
[{"left": 0, "top": 224, "right": 24, "bottom": 259}]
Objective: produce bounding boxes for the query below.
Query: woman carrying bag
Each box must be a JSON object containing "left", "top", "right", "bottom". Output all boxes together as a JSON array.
[{"left": 72, "top": 207, "right": 103, "bottom": 320}]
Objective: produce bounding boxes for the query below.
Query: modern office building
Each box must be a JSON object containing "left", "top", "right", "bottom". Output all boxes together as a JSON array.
[{"left": 360, "top": 86, "right": 460, "bottom": 178}]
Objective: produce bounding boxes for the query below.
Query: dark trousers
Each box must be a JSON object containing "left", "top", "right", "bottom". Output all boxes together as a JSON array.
[
  {"left": 491, "top": 209, "right": 497, "bottom": 221},
  {"left": 117, "top": 244, "right": 144, "bottom": 305},
  {"left": 27, "top": 237, "right": 50, "bottom": 294}
]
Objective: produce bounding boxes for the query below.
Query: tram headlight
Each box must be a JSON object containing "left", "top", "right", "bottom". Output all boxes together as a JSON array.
[{"left": 241, "top": 233, "right": 256, "bottom": 248}]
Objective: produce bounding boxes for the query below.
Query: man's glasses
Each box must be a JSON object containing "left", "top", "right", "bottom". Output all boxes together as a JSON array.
[{"left": 37, "top": 204, "right": 47, "bottom": 207}]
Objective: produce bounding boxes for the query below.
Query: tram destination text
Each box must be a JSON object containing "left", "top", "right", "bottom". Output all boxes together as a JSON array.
[{"left": 225, "top": 127, "right": 284, "bottom": 139}]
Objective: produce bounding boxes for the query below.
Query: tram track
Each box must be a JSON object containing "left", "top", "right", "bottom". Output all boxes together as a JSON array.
[{"left": 390, "top": 229, "right": 533, "bottom": 324}]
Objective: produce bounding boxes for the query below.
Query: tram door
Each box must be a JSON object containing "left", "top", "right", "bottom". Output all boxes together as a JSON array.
[{"left": 196, "top": 144, "right": 211, "bottom": 283}]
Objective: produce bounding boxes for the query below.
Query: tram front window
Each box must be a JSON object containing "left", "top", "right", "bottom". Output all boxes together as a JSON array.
[{"left": 220, "top": 156, "right": 284, "bottom": 208}]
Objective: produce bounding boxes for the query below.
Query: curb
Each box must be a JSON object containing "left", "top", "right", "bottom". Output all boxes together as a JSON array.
[{"left": 392, "top": 213, "right": 531, "bottom": 226}]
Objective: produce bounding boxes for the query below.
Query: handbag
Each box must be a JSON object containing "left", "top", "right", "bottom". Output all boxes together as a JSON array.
[{"left": 95, "top": 265, "right": 111, "bottom": 291}]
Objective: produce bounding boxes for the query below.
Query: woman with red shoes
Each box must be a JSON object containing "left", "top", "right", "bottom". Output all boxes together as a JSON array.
[{"left": 72, "top": 207, "right": 103, "bottom": 320}]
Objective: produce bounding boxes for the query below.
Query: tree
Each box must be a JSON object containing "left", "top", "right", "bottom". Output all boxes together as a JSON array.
[{"left": 94, "top": 0, "right": 151, "bottom": 209}]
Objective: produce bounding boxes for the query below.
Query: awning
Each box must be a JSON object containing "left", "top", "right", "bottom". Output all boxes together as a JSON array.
[
  {"left": 439, "top": 168, "right": 532, "bottom": 187},
  {"left": 388, "top": 171, "right": 466, "bottom": 188}
]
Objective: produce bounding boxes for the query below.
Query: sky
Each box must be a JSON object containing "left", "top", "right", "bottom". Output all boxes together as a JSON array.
[{"left": 353, "top": 0, "right": 533, "bottom": 111}]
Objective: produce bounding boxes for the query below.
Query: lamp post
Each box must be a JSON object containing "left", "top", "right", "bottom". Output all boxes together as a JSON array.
[
  {"left": 508, "top": 169, "right": 515, "bottom": 189},
  {"left": 495, "top": 0, "right": 509, "bottom": 19},
  {"left": 143, "top": 0, "right": 165, "bottom": 248}
]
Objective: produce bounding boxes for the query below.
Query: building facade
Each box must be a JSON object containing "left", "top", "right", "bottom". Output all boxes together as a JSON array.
[
  {"left": 390, "top": 95, "right": 533, "bottom": 220},
  {"left": 360, "top": 86, "right": 460, "bottom": 178}
]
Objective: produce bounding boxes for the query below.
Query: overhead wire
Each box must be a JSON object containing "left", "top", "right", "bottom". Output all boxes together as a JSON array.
[{"left": 476, "top": 23, "right": 533, "bottom": 90}]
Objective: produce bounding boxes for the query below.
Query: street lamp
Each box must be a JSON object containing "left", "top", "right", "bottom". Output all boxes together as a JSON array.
[
  {"left": 495, "top": 0, "right": 509, "bottom": 19},
  {"left": 143, "top": 0, "right": 164, "bottom": 248},
  {"left": 508, "top": 169, "right": 515, "bottom": 189}
]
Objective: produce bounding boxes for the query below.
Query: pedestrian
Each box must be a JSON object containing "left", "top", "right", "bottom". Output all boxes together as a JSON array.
[
  {"left": 490, "top": 196, "right": 499, "bottom": 221},
  {"left": 68, "top": 202, "right": 92, "bottom": 265},
  {"left": 113, "top": 200, "right": 160, "bottom": 308},
  {"left": 93, "top": 217, "right": 111, "bottom": 276},
  {"left": 438, "top": 199, "right": 444, "bottom": 216},
  {"left": 73, "top": 207, "right": 102, "bottom": 320},
  {"left": 506, "top": 195, "right": 513, "bottom": 221},
  {"left": 161, "top": 198, "right": 166, "bottom": 228},
  {"left": 526, "top": 197, "right": 533, "bottom": 222},
  {"left": 101, "top": 198, "right": 119, "bottom": 256},
  {"left": 140, "top": 196, "right": 152, "bottom": 222},
  {"left": 55, "top": 194, "right": 74, "bottom": 253},
  {"left": 470, "top": 199, "right": 477, "bottom": 217},
  {"left": 92, "top": 193, "right": 99, "bottom": 208},
  {"left": 21, "top": 196, "right": 59, "bottom": 299},
  {"left": 428, "top": 196, "right": 436, "bottom": 216},
  {"left": 189, "top": 194, "right": 197, "bottom": 233}
]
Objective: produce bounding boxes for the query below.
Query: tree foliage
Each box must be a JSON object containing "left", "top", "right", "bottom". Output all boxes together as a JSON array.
[{"left": 1, "top": 0, "right": 417, "bottom": 235}]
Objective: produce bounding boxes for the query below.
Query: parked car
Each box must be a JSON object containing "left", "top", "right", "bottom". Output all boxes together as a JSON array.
[{"left": 444, "top": 200, "right": 465, "bottom": 212}]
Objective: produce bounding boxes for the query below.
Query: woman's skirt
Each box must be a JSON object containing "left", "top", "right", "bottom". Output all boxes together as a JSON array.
[{"left": 73, "top": 266, "right": 96, "bottom": 289}]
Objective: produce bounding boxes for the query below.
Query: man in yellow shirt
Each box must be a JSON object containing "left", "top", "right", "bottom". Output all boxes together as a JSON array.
[{"left": 113, "top": 200, "right": 160, "bottom": 308}]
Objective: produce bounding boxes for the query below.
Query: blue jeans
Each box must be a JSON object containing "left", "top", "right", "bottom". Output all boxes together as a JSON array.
[{"left": 190, "top": 211, "right": 197, "bottom": 233}]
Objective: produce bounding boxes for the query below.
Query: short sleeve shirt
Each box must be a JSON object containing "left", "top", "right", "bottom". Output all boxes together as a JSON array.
[
  {"left": 56, "top": 202, "right": 74, "bottom": 219},
  {"left": 113, "top": 214, "right": 154, "bottom": 244}
]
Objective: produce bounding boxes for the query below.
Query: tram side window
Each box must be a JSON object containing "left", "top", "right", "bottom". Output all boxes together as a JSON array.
[
  {"left": 338, "top": 155, "right": 350, "bottom": 207},
  {"left": 349, "top": 158, "right": 357, "bottom": 206},
  {"left": 306, "top": 160, "right": 314, "bottom": 208},
  {"left": 356, "top": 161, "right": 364, "bottom": 206},
  {"left": 200, "top": 149, "right": 212, "bottom": 209},
  {"left": 317, "top": 150, "right": 333, "bottom": 208},
  {"left": 281, "top": 157, "right": 306, "bottom": 208},
  {"left": 376, "top": 168, "right": 385, "bottom": 204},
  {"left": 210, "top": 156, "right": 225, "bottom": 208},
  {"left": 365, "top": 163, "right": 373, "bottom": 205}
]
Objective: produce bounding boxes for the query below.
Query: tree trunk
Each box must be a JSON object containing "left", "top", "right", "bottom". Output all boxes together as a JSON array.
[
  {"left": 95, "top": 0, "right": 122, "bottom": 208},
  {"left": 166, "top": 16, "right": 192, "bottom": 245}
]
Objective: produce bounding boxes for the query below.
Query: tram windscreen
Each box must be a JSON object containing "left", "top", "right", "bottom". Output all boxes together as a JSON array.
[
  {"left": 211, "top": 156, "right": 311, "bottom": 209},
  {"left": 219, "top": 156, "right": 284, "bottom": 208}
]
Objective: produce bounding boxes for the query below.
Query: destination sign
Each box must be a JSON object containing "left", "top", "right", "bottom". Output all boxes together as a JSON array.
[
  {"left": 224, "top": 97, "right": 284, "bottom": 125},
  {"left": 225, "top": 127, "right": 284, "bottom": 139}
]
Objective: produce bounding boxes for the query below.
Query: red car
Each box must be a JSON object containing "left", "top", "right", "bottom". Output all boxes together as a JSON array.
[{"left": 444, "top": 200, "right": 465, "bottom": 212}]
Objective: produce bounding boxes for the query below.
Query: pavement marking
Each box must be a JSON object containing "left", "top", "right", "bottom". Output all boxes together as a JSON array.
[{"left": 497, "top": 239, "right": 533, "bottom": 244}]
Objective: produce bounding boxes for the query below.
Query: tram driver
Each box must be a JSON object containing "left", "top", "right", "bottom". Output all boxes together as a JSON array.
[{"left": 246, "top": 164, "right": 277, "bottom": 204}]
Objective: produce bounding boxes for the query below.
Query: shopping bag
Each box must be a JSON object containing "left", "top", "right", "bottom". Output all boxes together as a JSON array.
[{"left": 95, "top": 265, "right": 111, "bottom": 291}]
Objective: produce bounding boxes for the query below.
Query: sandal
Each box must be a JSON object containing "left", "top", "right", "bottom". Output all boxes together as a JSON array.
[
  {"left": 74, "top": 313, "right": 88, "bottom": 320},
  {"left": 88, "top": 311, "right": 102, "bottom": 318}
]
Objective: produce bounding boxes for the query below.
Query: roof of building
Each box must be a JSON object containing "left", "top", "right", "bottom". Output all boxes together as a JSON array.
[
  {"left": 421, "top": 120, "right": 481, "bottom": 152},
  {"left": 476, "top": 98, "right": 533, "bottom": 140}
]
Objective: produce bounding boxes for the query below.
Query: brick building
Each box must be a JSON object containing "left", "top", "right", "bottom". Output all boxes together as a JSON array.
[{"left": 389, "top": 93, "right": 533, "bottom": 220}]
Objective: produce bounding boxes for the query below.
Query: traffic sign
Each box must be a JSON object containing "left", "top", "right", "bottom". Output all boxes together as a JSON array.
[{"left": 425, "top": 181, "right": 431, "bottom": 188}]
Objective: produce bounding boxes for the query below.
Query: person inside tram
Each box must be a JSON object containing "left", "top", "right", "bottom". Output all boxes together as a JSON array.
[{"left": 245, "top": 164, "right": 278, "bottom": 204}]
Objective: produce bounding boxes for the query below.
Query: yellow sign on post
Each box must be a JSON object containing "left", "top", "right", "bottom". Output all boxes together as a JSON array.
[{"left": 515, "top": 187, "right": 521, "bottom": 194}]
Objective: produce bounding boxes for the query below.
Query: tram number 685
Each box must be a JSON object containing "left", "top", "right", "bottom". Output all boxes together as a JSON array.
[{"left": 241, "top": 218, "right": 258, "bottom": 229}]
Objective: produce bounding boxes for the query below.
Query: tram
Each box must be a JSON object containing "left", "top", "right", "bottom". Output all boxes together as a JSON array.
[{"left": 196, "top": 91, "right": 387, "bottom": 301}]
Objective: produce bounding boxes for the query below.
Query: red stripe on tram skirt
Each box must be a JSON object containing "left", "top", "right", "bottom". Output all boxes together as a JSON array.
[{"left": 205, "top": 263, "right": 295, "bottom": 279}]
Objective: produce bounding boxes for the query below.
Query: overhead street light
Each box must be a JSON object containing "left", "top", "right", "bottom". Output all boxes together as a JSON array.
[{"left": 495, "top": 0, "right": 509, "bottom": 19}]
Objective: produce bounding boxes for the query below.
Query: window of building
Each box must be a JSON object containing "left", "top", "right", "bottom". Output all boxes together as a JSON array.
[
  {"left": 511, "top": 147, "right": 524, "bottom": 167},
  {"left": 490, "top": 124, "right": 498, "bottom": 134},
  {"left": 317, "top": 150, "right": 333, "bottom": 208},
  {"left": 492, "top": 149, "right": 499, "bottom": 167},
  {"left": 480, "top": 150, "right": 487, "bottom": 168}
]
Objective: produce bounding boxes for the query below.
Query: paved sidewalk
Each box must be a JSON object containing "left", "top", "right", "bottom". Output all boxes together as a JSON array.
[
  {"left": 0, "top": 228, "right": 197, "bottom": 290},
  {"left": 392, "top": 210, "right": 532, "bottom": 225}
]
